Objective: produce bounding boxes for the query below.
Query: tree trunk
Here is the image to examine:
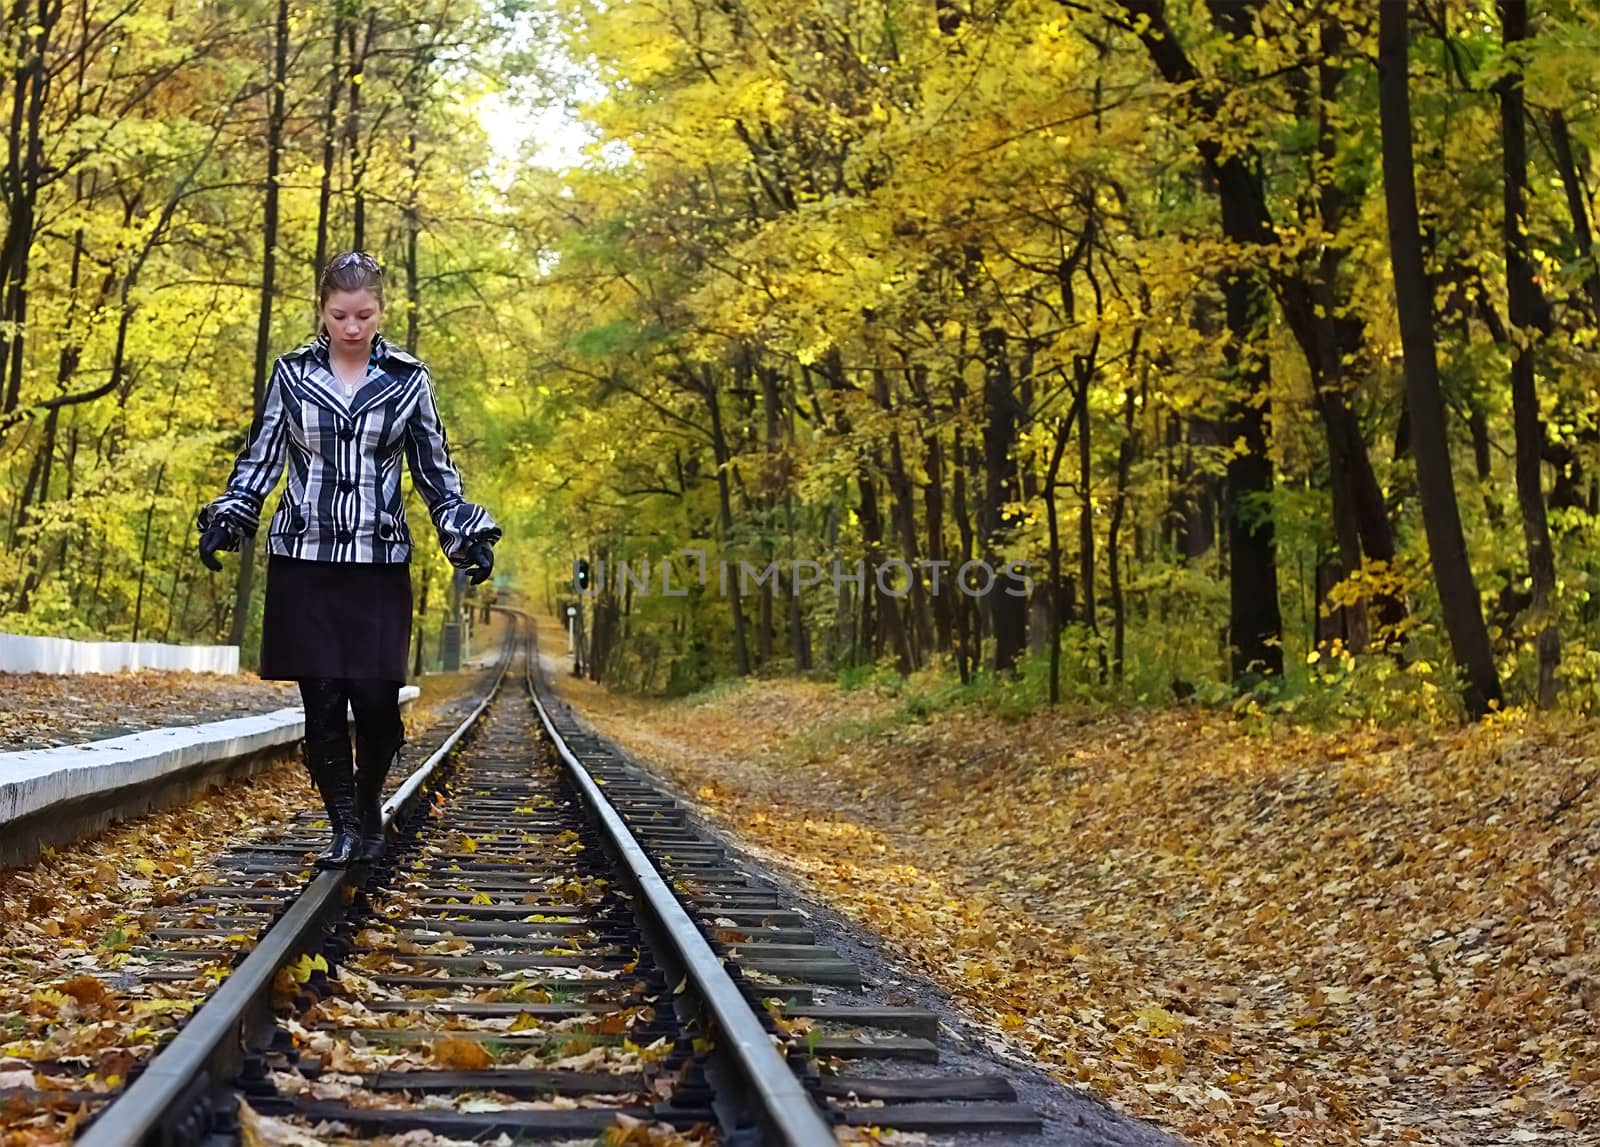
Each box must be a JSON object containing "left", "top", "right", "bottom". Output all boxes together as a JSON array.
[
  {"left": 784, "top": 492, "right": 811, "bottom": 670},
  {"left": 0, "top": 0, "right": 50, "bottom": 419},
  {"left": 702, "top": 365, "right": 750, "bottom": 676},
  {"left": 7, "top": 426, "right": 42, "bottom": 551},
  {"left": 1548, "top": 109, "right": 1600, "bottom": 321},
  {"left": 858, "top": 468, "right": 912, "bottom": 673},
  {"left": 1075, "top": 360, "right": 1106, "bottom": 680},
  {"left": 758, "top": 362, "right": 785, "bottom": 670},
  {"left": 345, "top": 13, "right": 372, "bottom": 249},
  {"left": 877, "top": 368, "right": 930, "bottom": 669},
  {"left": 1043, "top": 391, "right": 1083, "bottom": 704},
  {"left": 1304, "top": 20, "right": 1408, "bottom": 646},
  {"left": 980, "top": 326, "right": 1027, "bottom": 670},
  {"left": 924, "top": 428, "right": 953, "bottom": 654},
  {"left": 313, "top": 6, "right": 346, "bottom": 305},
  {"left": 1216, "top": 226, "right": 1283, "bottom": 680},
  {"left": 230, "top": 0, "right": 289, "bottom": 652},
  {"left": 412, "top": 567, "right": 430, "bottom": 677},
  {"left": 404, "top": 81, "right": 423, "bottom": 353},
  {"left": 131, "top": 465, "right": 166, "bottom": 643},
  {"left": 1122, "top": 1, "right": 1394, "bottom": 671},
  {"left": 1499, "top": 0, "right": 1559, "bottom": 707},
  {"left": 1543, "top": 109, "right": 1598, "bottom": 515},
  {"left": 1109, "top": 369, "right": 1141, "bottom": 682},
  {"left": 1378, "top": 0, "right": 1501, "bottom": 718},
  {"left": 951, "top": 422, "right": 977, "bottom": 683}
]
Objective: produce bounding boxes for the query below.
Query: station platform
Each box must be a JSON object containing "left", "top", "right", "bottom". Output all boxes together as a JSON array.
[{"left": 0, "top": 685, "right": 419, "bottom": 866}]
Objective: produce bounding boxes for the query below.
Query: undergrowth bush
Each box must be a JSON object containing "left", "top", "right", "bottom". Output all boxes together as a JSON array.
[
  {"left": 644, "top": 600, "right": 1600, "bottom": 732},
  {"left": 844, "top": 622, "right": 1476, "bottom": 732}
]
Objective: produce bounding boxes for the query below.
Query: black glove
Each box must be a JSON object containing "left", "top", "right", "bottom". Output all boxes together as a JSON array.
[
  {"left": 198, "top": 523, "right": 234, "bottom": 572},
  {"left": 465, "top": 540, "right": 495, "bottom": 585}
]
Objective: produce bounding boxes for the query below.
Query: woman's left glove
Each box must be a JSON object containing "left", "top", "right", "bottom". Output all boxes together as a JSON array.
[{"left": 465, "top": 540, "right": 495, "bottom": 585}]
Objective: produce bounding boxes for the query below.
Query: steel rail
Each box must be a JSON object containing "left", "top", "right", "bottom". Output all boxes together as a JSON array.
[
  {"left": 76, "top": 613, "right": 520, "bottom": 1147},
  {"left": 517, "top": 611, "right": 837, "bottom": 1147}
]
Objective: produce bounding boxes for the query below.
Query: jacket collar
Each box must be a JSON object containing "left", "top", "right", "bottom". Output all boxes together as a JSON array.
[{"left": 294, "top": 331, "right": 421, "bottom": 420}]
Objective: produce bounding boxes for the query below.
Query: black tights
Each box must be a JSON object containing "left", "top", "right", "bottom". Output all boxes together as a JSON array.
[{"left": 298, "top": 678, "right": 404, "bottom": 756}]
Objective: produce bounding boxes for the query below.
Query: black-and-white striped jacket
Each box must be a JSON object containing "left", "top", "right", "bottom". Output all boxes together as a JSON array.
[{"left": 198, "top": 331, "right": 501, "bottom": 567}]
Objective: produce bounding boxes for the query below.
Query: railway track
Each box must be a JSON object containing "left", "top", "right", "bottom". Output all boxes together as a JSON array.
[{"left": 19, "top": 607, "right": 1039, "bottom": 1144}]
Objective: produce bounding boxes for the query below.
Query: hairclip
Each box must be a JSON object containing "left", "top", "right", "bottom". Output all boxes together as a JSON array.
[{"left": 328, "top": 250, "right": 381, "bottom": 274}]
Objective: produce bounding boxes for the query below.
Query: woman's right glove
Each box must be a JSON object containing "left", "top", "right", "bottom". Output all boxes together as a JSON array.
[
  {"left": 199, "top": 523, "right": 235, "bottom": 572},
  {"left": 465, "top": 540, "right": 495, "bottom": 585}
]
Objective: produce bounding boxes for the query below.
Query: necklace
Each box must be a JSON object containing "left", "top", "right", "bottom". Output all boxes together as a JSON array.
[{"left": 332, "top": 345, "right": 380, "bottom": 396}]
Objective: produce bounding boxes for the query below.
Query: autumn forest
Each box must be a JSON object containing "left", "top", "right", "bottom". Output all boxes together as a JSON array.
[{"left": 8, "top": 2, "right": 1600, "bottom": 1144}]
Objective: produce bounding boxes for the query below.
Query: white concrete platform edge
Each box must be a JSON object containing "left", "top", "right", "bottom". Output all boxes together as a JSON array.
[
  {"left": 0, "top": 633, "right": 240, "bottom": 675},
  {"left": 0, "top": 685, "right": 420, "bottom": 826}
]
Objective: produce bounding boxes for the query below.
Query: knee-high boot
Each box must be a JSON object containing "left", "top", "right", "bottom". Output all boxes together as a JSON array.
[
  {"left": 304, "top": 736, "right": 359, "bottom": 869},
  {"left": 353, "top": 728, "right": 404, "bottom": 864}
]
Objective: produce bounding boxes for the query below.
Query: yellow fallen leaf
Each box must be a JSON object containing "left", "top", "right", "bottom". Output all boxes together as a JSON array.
[
  {"left": 432, "top": 1037, "right": 492, "bottom": 1070},
  {"left": 286, "top": 954, "right": 328, "bottom": 986},
  {"left": 30, "top": 989, "right": 72, "bottom": 1014},
  {"left": 130, "top": 998, "right": 196, "bottom": 1017}
]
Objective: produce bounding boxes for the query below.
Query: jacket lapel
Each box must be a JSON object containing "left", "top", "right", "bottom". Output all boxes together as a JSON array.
[
  {"left": 282, "top": 361, "right": 348, "bottom": 420},
  {"left": 348, "top": 368, "right": 418, "bottom": 420},
  {"left": 303, "top": 362, "right": 357, "bottom": 418}
]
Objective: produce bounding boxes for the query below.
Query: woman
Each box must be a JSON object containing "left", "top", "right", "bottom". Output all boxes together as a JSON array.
[{"left": 196, "top": 250, "right": 501, "bottom": 869}]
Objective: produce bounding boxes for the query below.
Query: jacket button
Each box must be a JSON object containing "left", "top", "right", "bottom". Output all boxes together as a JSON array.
[
  {"left": 379, "top": 525, "right": 393, "bottom": 539},
  {"left": 339, "top": 426, "right": 354, "bottom": 441},
  {"left": 337, "top": 529, "right": 352, "bottom": 543},
  {"left": 338, "top": 479, "right": 353, "bottom": 493}
]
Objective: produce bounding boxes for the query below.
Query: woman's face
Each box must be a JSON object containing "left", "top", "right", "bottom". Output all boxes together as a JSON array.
[{"left": 322, "top": 288, "right": 382, "bottom": 352}]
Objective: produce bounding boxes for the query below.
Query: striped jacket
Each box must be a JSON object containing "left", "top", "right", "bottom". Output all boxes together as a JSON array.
[{"left": 198, "top": 331, "right": 501, "bottom": 567}]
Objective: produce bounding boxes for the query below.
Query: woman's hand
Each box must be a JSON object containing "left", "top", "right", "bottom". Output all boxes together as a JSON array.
[
  {"left": 198, "top": 523, "right": 234, "bottom": 572},
  {"left": 465, "top": 540, "right": 495, "bottom": 585}
]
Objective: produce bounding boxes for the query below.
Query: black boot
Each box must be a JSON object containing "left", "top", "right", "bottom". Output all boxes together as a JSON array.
[
  {"left": 305, "top": 738, "right": 359, "bottom": 869},
  {"left": 354, "top": 730, "right": 403, "bottom": 864}
]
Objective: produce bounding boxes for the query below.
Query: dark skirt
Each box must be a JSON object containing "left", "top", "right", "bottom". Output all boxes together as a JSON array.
[{"left": 259, "top": 555, "right": 411, "bottom": 682}]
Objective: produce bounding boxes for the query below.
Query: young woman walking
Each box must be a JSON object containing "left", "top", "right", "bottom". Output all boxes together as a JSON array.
[{"left": 197, "top": 251, "right": 501, "bottom": 868}]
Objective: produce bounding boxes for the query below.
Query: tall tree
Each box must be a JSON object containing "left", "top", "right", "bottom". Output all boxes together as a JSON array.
[
  {"left": 1117, "top": 0, "right": 1284, "bottom": 680},
  {"left": 230, "top": 0, "right": 291, "bottom": 650},
  {"left": 1377, "top": 0, "right": 1501, "bottom": 718},
  {"left": 1498, "top": 0, "right": 1559, "bottom": 706}
]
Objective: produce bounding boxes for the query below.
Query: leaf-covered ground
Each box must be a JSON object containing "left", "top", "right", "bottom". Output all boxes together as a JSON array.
[
  {"left": 537, "top": 622, "right": 1600, "bottom": 1145},
  {"left": 0, "top": 670, "right": 301, "bottom": 751},
  {"left": 0, "top": 749, "right": 314, "bottom": 1139}
]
